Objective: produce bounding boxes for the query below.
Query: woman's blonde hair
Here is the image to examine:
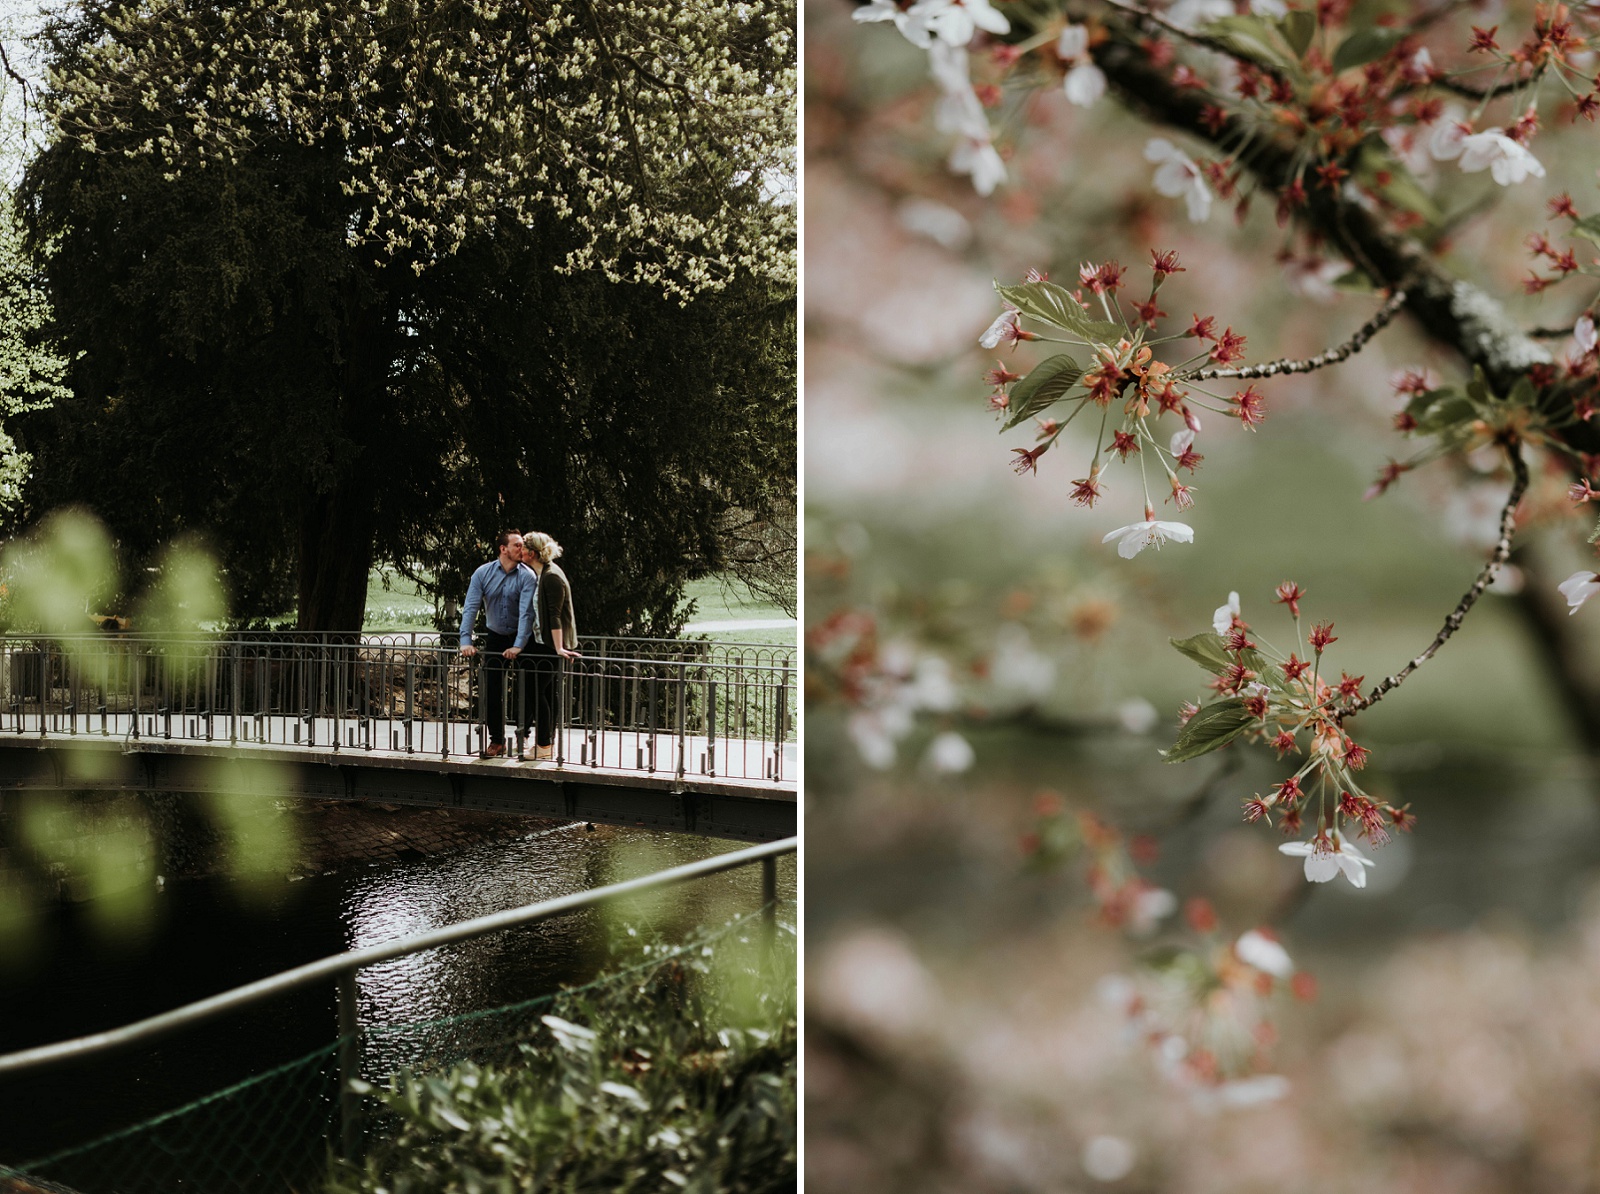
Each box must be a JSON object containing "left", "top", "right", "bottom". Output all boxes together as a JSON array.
[{"left": 523, "top": 531, "right": 564, "bottom": 564}]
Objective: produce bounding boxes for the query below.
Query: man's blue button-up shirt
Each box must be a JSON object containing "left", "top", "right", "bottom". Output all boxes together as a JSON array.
[{"left": 458, "top": 560, "right": 538, "bottom": 649}]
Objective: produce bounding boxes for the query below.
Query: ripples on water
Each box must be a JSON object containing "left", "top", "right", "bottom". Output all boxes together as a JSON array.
[{"left": 0, "top": 801, "right": 794, "bottom": 1162}]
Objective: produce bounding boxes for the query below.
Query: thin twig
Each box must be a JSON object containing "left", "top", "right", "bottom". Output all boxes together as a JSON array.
[
  {"left": 1339, "top": 442, "right": 1529, "bottom": 721},
  {"left": 1529, "top": 324, "right": 1576, "bottom": 339},
  {"left": 1432, "top": 75, "right": 1528, "bottom": 101},
  {"left": 1189, "top": 289, "right": 1408, "bottom": 382},
  {"left": 1096, "top": 0, "right": 1291, "bottom": 77}
]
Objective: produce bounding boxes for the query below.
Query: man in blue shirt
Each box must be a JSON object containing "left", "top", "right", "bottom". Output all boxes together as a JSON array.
[{"left": 458, "top": 530, "right": 538, "bottom": 757}]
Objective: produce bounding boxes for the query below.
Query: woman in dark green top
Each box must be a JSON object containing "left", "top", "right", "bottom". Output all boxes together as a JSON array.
[{"left": 520, "top": 532, "right": 580, "bottom": 760}]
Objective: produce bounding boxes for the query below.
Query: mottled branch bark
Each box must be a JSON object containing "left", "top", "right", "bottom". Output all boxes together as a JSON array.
[{"left": 1191, "top": 289, "right": 1408, "bottom": 382}]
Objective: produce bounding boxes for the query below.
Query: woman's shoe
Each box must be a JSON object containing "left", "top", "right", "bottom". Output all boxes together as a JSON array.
[{"left": 534, "top": 745, "right": 555, "bottom": 762}]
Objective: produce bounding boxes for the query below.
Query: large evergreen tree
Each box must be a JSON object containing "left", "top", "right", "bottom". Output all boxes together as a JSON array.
[{"left": 15, "top": 0, "right": 795, "bottom": 631}]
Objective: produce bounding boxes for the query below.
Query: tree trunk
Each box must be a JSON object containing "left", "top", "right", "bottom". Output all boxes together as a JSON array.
[
  {"left": 296, "top": 473, "right": 377, "bottom": 633},
  {"left": 1511, "top": 542, "right": 1600, "bottom": 754},
  {"left": 296, "top": 280, "right": 389, "bottom": 634}
]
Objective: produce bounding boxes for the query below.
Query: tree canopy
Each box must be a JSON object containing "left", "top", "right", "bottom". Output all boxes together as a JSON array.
[{"left": 14, "top": 0, "right": 796, "bottom": 631}]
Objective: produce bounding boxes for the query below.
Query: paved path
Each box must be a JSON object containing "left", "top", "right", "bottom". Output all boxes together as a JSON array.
[{"left": 683, "top": 618, "right": 796, "bottom": 632}]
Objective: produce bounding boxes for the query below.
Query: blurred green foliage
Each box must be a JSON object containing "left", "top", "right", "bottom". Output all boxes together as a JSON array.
[{"left": 327, "top": 924, "right": 797, "bottom": 1194}]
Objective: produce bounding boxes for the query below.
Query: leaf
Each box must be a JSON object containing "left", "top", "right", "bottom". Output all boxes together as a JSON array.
[
  {"left": 1002, "top": 354, "right": 1082, "bottom": 430},
  {"left": 1278, "top": 9, "right": 1316, "bottom": 57},
  {"left": 1331, "top": 268, "right": 1376, "bottom": 292},
  {"left": 1570, "top": 214, "right": 1600, "bottom": 247},
  {"left": 1332, "top": 25, "right": 1404, "bottom": 73},
  {"left": 1203, "top": 15, "right": 1302, "bottom": 74},
  {"left": 1406, "top": 387, "right": 1476, "bottom": 435},
  {"left": 599, "top": 1080, "right": 650, "bottom": 1108},
  {"left": 1163, "top": 698, "right": 1255, "bottom": 763},
  {"left": 1170, "top": 632, "right": 1233, "bottom": 675},
  {"left": 1589, "top": 514, "right": 1600, "bottom": 546},
  {"left": 995, "top": 280, "right": 1121, "bottom": 339}
]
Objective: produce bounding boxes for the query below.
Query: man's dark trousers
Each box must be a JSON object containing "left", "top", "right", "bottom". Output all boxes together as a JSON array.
[{"left": 481, "top": 630, "right": 517, "bottom": 748}]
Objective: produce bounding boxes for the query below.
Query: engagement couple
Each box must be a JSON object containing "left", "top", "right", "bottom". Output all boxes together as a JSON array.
[{"left": 457, "top": 529, "right": 580, "bottom": 761}]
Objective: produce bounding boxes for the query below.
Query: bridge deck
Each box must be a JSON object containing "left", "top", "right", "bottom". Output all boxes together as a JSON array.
[{"left": 0, "top": 716, "right": 797, "bottom": 842}]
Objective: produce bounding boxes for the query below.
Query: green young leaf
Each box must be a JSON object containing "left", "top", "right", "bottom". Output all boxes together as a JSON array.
[
  {"left": 1163, "top": 698, "right": 1256, "bottom": 763},
  {"left": 1331, "top": 25, "right": 1404, "bottom": 73},
  {"left": 1589, "top": 514, "right": 1600, "bottom": 546},
  {"left": 1406, "top": 387, "right": 1476, "bottom": 435},
  {"left": 1171, "top": 632, "right": 1235, "bottom": 675},
  {"left": 1278, "top": 9, "right": 1317, "bottom": 57},
  {"left": 1570, "top": 214, "right": 1600, "bottom": 247},
  {"left": 1506, "top": 375, "right": 1537, "bottom": 409},
  {"left": 1002, "top": 355, "right": 1082, "bottom": 430},
  {"left": 1355, "top": 141, "right": 1440, "bottom": 224},
  {"left": 1203, "top": 15, "right": 1302, "bottom": 75},
  {"left": 995, "top": 281, "right": 1122, "bottom": 339}
]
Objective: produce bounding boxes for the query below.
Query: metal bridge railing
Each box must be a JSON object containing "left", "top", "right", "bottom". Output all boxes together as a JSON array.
[
  {"left": 0, "top": 635, "right": 797, "bottom": 784},
  {"left": 0, "top": 836, "right": 798, "bottom": 1160}
]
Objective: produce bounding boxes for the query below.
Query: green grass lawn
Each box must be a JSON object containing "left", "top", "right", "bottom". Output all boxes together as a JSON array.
[{"left": 358, "top": 569, "right": 794, "bottom": 648}]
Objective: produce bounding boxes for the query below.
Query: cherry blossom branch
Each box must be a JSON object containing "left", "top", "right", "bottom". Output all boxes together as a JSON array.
[
  {"left": 1338, "top": 442, "right": 1529, "bottom": 721},
  {"left": 1431, "top": 74, "right": 1530, "bottom": 101},
  {"left": 1092, "top": 34, "right": 1557, "bottom": 402},
  {"left": 1094, "top": 0, "right": 1290, "bottom": 77},
  {"left": 1189, "top": 289, "right": 1409, "bottom": 382}
]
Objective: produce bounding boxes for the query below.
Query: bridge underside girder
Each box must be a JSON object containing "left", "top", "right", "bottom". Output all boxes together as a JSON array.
[{"left": 0, "top": 739, "right": 796, "bottom": 842}]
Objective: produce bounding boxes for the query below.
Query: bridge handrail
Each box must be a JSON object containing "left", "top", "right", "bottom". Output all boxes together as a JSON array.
[
  {"left": 0, "top": 836, "right": 796, "bottom": 1078},
  {"left": 0, "top": 641, "right": 793, "bottom": 678}
]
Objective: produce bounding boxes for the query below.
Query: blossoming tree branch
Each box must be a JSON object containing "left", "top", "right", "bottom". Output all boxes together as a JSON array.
[
  {"left": 846, "top": 0, "right": 1600, "bottom": 1092},
  {"left": 855, "top": 0, "right": 1598, "bottom": 855}
]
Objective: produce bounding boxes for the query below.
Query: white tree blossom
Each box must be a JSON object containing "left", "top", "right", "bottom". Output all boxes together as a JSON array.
[
  {"left": 1144, "top": 138, "right": 1212, "bottom": 222},
  {"left": 1102, "top": 519, "right": 1195, "bottom": 558}
]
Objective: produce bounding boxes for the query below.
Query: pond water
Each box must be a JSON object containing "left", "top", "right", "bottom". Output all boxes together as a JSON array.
[{"left": 0, "top": 804, "right": 793, "bottom": 1167}]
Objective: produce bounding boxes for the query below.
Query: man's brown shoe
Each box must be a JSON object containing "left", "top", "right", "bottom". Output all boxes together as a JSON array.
[{"left": 484, "top": 742, "right": 506, "bottom": 758}]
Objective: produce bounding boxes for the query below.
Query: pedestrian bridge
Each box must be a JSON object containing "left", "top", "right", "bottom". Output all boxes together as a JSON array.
[{"left": 0, "top": 634, "right": 796, "bottom": 841}]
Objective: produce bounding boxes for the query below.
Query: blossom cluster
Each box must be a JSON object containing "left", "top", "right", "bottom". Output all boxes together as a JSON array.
[
  {"left": 1171, "top": 586, "right": 1415, "bottom": 888},
  {"left": 850, "top": 0, "right": 1597, "bottom": 278},
  {"left": 982, "top": 253, "right": 1266, "bottom": 556},
  {"left": 1024, "top": 793, "right": 1313, "bottom": 1094},
  {"left": 49, "top": 0, "right": 796, "bottom": 297}
]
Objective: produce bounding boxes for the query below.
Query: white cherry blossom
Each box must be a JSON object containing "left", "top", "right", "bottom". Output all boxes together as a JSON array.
[
  {"left": 1457, "top": 129, "right": 1545, "bottom": 185},
  {"left": 930, "top": 43, "right": 987, "bottom": 139},
  {"left": 1283, "top": 256, "right": 1348, "bottom": 302},
  {"left": 1064, "top": 61, "right": 1107, "bottom": 107},
  {"left": 1144, "top": 138, "right": 1212, "bottom": 222},
  {"left": 852, "top": 0, "right": 935, "bottom": 48},
  {"left": 1102, "top": 519, "right": 1195, "bottom": 558},
  {"left": 1170, "top": 428, "right": 1196, "bottom": 456},
  {"left": 1129, "top": 885, "right": 1178, "bottom": 934},
  {"left": 952, "top": 139, "right": 1007, "bottom": 195},
  {"left": 1234, "top": 929, "right": 1293, "bottom": 977},
  {"left": 1429, "top": 116, "right": 1471, "bottom": 161},
  {"left": 979, "top": 306, "right": 1020, "bottom": 348},
  {"left": 1057, "top": 24, "right": 1089, "bottom": 58},
  {"left": 1576, "top": 314, "right": 1597, "bottom": 354},
  {"left": 924, "top": 730, "right": 976, "bottom": 773},
  {"left": 1165, "top": 0, "right": 1232, "bottom": 30},
  {"left": 1212, "top": 591, "right": 1241, "bottom": 634},
  {"left": 1559, "top": 570, "right": 1600, "bottom": 615},
  {"left": 1279, "top": 830, "right": 1376, "bottom": 887},
  {"left": 909, "top": 0, "right": 1010, "bottom": 47}
]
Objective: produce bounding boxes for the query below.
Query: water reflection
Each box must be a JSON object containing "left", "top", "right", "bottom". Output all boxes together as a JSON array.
[{"left": 0, "top": 800, "right": 793, "bottom": 1163}]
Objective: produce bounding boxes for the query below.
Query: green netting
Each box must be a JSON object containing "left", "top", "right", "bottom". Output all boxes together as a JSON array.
[{"left": 0, "top": 902, "right": 795, "bottom": 1194}]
